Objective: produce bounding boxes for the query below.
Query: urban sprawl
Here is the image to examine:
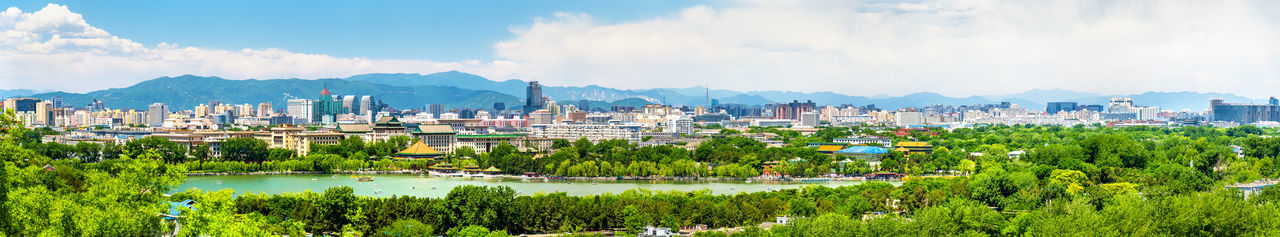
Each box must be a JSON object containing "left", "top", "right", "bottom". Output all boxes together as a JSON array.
[{"left": 3, "top": 82, "right": 1278, "bottom": 163}]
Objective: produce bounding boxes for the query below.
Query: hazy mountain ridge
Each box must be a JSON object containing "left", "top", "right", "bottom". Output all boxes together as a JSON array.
[
  {"left": 11, "top": 71, "right": 1262, "bottom": 112},
  {"left": 27, "top": 75, "right": 521, "bottom": 111}
]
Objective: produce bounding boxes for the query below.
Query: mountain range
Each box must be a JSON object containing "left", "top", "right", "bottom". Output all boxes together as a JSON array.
[{"left": 8, "top": 71, "right": 1263, "bottom": 112}]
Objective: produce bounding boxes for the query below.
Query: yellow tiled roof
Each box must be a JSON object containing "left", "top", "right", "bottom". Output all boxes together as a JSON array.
[
  {"left": 397, "top": 141, "right": 442, "bottom": 155},
  {"left": 897, "top": 141, "right": 930, "bottom": 147},
  {"left": 817, "top": 145, "right": 846, "bottom": 152}
]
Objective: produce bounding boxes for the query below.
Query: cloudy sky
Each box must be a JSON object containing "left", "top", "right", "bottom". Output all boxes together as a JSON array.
[{"left": 2, "top": 0, "right": 1278, "bottom": 98}]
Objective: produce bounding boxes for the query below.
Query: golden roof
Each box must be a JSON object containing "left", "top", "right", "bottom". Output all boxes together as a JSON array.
[
  {"left": 897, "top": 141, "right": 930, "bottom": 147},
  {"left": 397, "top": 141, "right": 442, "bottom": 155},
  {"left": 817, "top": 145, "right": 846, "bottom": 152}
]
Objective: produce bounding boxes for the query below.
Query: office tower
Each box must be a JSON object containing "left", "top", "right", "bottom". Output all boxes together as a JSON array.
[
  {"left": 1046, "top": 102, "right": 1078, "bottom": 114},
  {"left": 287, "top": 99, "right": 313, "bottom": 124},
  {"left": 1077, "top": 104, "right": 1104, "bottom": 112},
  {"left": 800, "top": 111, "right": 820, "bottom": 127},
  {"left": 358, "top": 95, "right": 373, "bottom": 115},
  {"left": 313, "top": 88, "right": 344, "bottom": 124},
  {"left": 208, "top": 100, "right": 220, "bottom": 114},
  {"left": 3, "top": 98, "right": 39, "bottom": 112},
  {"left": 35, "top": 101, "right": 52, "bottom": 125},
  {"left": 147, "top": 103, "right": 168, "bottom": 127},
  {"left": 51, "top": 96, "right": 62, "bottom": 108},
  {"left": 524, "top": 81, "right": 544, "bottom": 114},
  {"left": 1211, "top": 98, "right": 1280, "bottom": 124},
  {"left": 493, "top": 102, "right": 505, "bottom": 111},
  {"left": 429, "top": 104, "right": 445, "bottom": 118},
  {"left": 257, "top": 103, "right": 273, "bottom": 117}
]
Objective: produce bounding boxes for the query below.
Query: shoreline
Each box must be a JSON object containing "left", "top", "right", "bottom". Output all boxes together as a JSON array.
[{"left": 185, "top": 170, "right": 888, "bottom": 182}]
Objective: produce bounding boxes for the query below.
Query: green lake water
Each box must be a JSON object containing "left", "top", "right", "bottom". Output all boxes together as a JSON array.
[{"left": 174, "top": 174, "right": 902, "bottom": 198}]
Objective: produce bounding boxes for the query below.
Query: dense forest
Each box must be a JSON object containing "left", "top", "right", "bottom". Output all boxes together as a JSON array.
[{"left": 6, "top": 109, "right": 1280, "bottom": 236}]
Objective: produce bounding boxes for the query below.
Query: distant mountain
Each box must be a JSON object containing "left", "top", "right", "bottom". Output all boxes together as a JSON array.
[
  {"left": 981, "top": 89, "right": 1251, "bottom": 111},
  {"left": 20, "top": 71, "right": 1260, "bottom": 113},
  {"left": 28, "top": 75, "right": 519, "bottom": 111},
  {"left": 0, "top": 89, "right": 47, "bottom": 99},
  {"left": 983, "top": 89, "right": 1102, "bottom": 105},
  {"left": 348, "top": 71, "right": 664, "bottom": 104},
  {"left": 1075, "top": 92, "right": 1252, "bottom": 111},
  {"left": 556, "top": 98, "right": 656, "bottom": 111}
]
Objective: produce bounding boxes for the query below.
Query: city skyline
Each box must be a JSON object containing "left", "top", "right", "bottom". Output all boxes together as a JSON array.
[{"left": 3, "top": 1, "right": 1279, "bottom": 97}]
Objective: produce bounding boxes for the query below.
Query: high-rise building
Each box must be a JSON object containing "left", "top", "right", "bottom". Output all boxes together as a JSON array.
[
  {"left": 86, "top": 99, "right": 105, "bottom": 112},
  {"left": 1046, "top": 102, "right": 1078, "bottom": 114},
  {"left": 1105, "top": 98, "right": 1159, "bottom": 121},
  {"left": 1211, "top": 98, "right": 1280, "bottom": 124},
  {"left": 896, "top": 111, "right": 924, "bottom": 126},
  {"left": 287, "top": 99, "right": 313, "bottom": 124},
  {"left": 358, "top": 95, "right": 374, "bottom": 115},
  {"left": 800, "top": 111, "right": 820, "bottom": 127},
  {"left": 667, "top": 117, "right": 694, "bottom": 134},
  {"left": 493, "top": 102, "right": 506, "bottom": 111},
  {"left": 1078, "top": 104, "right": 1104, "bottom": 112},
  {"left": 51, "top": 96, "right": 62, "bottom": 108},
  {"left": 3, "top": 98, "right": 39, "bottom": 113},
  {"left": 35, "top": 101, "right": 52, "bottom": 125},
  {"left": 524, "top": 81, "right": 544, "bottom": 115},
  {"left": 313, "top": 88, "right": 344, "bottom": 124},
  {"left": 147, "top": 103, "right": 168, "bottom": 127},
  {"left": 208, "top": 100, "right": 220, "bottom": 115},
  {"left": 428, "top": 104, "right": 445, "bottom": 118},
  {"left": 257, "top": 103, "right": 273, "bottom": 117}
]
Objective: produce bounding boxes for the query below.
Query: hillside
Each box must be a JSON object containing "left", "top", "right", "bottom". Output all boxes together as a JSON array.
[{"left": 29, "top": 75, "right": 520, "bottom": 111}]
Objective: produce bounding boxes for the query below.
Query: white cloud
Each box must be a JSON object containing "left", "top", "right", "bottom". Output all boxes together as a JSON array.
[
  {"left": 493, "top": 0, "right": 1280, "bottom": 97},
  {"left": 2, "top": 1, "right": 1279, "bottom": 98},
  {"left": 0, "top": 4, "right": 518, "bottom": 92}
]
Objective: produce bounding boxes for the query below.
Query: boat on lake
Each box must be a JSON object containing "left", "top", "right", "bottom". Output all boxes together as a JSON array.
[{"left": 356, "top": 176, "right": 375, "bottom": 182}]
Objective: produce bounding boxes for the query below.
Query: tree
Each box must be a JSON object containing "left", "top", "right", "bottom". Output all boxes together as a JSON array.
[
  {"left": 1226, "top": 125, "right": 1264, "bottom": 137},
  {"left": 190, "top": 144, "right": 211, "bottom": 162},
  {"left": 221, "top": 137, "right": 269, "bottom": 162},
  {"left": 1048, "top": 169, "right": 1089, "bottom": 196},
  {"left": 313, "top": 186, "right": 362, "bottom": 232},
  {"left": 124, "top": 136, "right": 188, "bottom": 164},
  {"left": 447, "top": 225, "right": 509, "bottom": 237},
  {"left": 440, "top": 185, "right": 515, "bottom": 230},
  {"left": 551, "top": 139, "right": 571, "bottom": 149},
  {"left": 622, "top": 205, "right": 648, "bottom": 234},
  {"left": 267, "top": 148, "right": 294, "bottom": 161},
  {"left": 375, "top": 219, "right": 432, "bottom": 237}
]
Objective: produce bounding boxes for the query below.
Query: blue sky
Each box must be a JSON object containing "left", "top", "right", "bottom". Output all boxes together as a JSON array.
[
  {"left": 8, "top": 0, "right": 710, "bottom": 61},
  {"left": 2, "top": 1, "right": 1279, "bottom": 97}
]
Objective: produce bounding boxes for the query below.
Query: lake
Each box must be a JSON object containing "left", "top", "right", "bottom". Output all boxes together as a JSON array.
[{"left": 173, "top": 174, "right": 902, "bottom": 198}]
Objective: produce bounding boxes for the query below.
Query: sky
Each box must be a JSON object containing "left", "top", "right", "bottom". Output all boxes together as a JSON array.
[{"left": 2, "top": 0, "right": 1279, "bottom": 97}]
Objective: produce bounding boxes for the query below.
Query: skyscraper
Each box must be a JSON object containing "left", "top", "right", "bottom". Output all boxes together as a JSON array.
[
  {"left": 313, "top": 88, "right": 343, "bottom": 124},
  {"left": 35, "top": 101, "right": 52, "bottom": 125},
  {"left": 1211, "top": 98, "right": 1280, "bottom": 124},
  {"left": 525, "top": 81, "right": 544, "bottom": 115},
  {"left": 428, "top": 104, "right": 445, "bottom": 118},
  {"left": 257, "top": 103, "right": 273, "bottom": 117},
  {"left": 208, "top": 100, "right": 220, "bottom": 115},
  {"left": 1046, "top": 102, "right": 1078, "bottom": 114},
  {"left": 3, "top": 98, "right": 39, "bottom": 112},
  {"left": 493, "top": 102, "right": 506, "bottom": 111},
  {"left": 287, "top": 99, "right": 313, "bottom": 124},
  {"left": 147, "top": 103, "right": 168, "bottom": 127}
]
